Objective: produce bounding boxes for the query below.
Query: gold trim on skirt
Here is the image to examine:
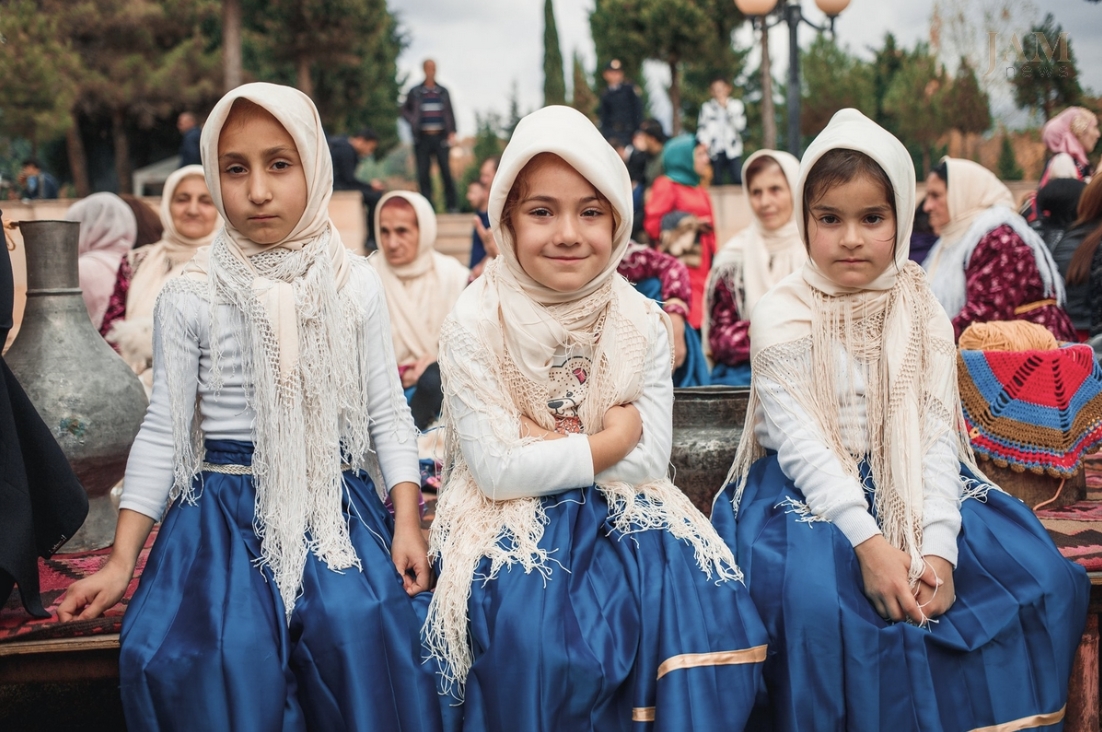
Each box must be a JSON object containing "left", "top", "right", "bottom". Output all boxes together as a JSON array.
[
  {"left": 632, "top": 707, "right": 656, "bottom": 722},
  {"left": 969, "top": 705, "right": 1066, "bottom": 732},
  {"left": 656, "top": 644, "right": 768, "bottom": 680}
]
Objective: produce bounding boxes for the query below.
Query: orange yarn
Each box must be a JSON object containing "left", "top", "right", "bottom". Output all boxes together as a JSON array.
[{"left": 958, "top": 321, "right": 1060, "bottom": 352}]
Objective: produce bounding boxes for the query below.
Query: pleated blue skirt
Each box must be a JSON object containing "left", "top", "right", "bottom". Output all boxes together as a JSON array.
[
  {"left": 711, "top": 454, "right": 1091, "bottom": 732},
  {"left": 710, "top": 361, "right": 753, "bottom": 387},
  {"left": 454, "top": 484, "right": 768, "bottom": 732},
  {"left": 120, "top": 440, "right": 442, "bottom": 732}
]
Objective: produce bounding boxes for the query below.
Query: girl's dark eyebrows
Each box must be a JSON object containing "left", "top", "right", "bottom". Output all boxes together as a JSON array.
[{"left": 263, "top": 145, "right": 297, "bottom": 157}]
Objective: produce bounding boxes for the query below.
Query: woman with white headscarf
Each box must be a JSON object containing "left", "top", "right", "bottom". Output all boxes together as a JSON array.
[
  {"left": 101, "top": 165, "right": 219, "bottom": 390},
  {"left": 923, "top": 157, "right": 1076, "bottom": 341},
  {"left": 712, "top": 109, "right": 1088, "bottom": 731},
  {"left": 704, "top": 149, "right": 804, "bottom": 385},
  {"left": 425, "top": 106, "right": 765, "bottom": 730},
  {"left": 371, "top": 190, "right": 468, "bottom": 430},
  {"left": 58, "top": 83, "right": 443, "bottom": 732},
  {"left": 65, "top": 192, "right": 136, "bottom": 329}
]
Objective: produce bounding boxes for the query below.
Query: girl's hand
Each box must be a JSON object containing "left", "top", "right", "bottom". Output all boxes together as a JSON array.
[
  {"left": 914, "top": 555, "right": 955, "bottom": 619},
  {"left": 602, "top": 404, "right": 643, "bottom": 446},
  {"left": 669, "top": 313, "right": 687, "bottom": 369},
  {"left": 57, "top": 561, "right": 132, "bottom": 621},
  {"left": 854, "top": 535, "right": 927, "bottom": 625},
  {"left": 389, "top": 481, "right": 430, "bottom": 595}
]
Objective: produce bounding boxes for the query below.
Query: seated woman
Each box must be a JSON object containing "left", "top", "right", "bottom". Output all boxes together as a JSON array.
[
  {"left": 371, "top": 191, "right": 469, "bottom": 431},
  {"left": 704, "top": 150, "right": 804, "bottom": 386},
  {"left": 712, "top": 108, "right": 1089, "bottom": 732},
  {"left": 102, "top": 165, "right": 219, "bottom": 391},
  {"left": 923, "top": 157, "right": 1076, "bottom": 341},
  {"left": 65, "top": 193, "right": 137, "bottom": 330}
]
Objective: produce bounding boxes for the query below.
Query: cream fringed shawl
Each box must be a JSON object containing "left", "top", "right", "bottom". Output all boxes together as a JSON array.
[
  {"left": 369, "top": 190, "right": 469, "bottom": 364},
  {"left": 156, "top": 83, "right": 404, "bottom": 620},
  {"left": 425, "top": 106, "right": 740, "bottom": 698},
  {"left": 718, "top": 109, "right": 983, "bottom": 586}
]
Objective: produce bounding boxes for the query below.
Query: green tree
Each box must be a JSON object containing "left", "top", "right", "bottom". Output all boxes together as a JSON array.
[
  {"left": 996, "top": 133, "right": 1024, "bottom": 180},
  {"left": 570, "top": 51, "right": 598, "bottom": 119},
  {"left": 883, "top": 44, "right": 948, "bottom": 177},
  {"left": 1010, "top": 13, "right": 1083, "bottom": 120},
  {"left": 543, "top": 0, "right": 567, "bottom": 106},
  {"left": 590, "top": 0, "right": 745, "bottom": 134},
  {"left": 800, "top": 35, "right": 876, "bottom": 139},
  {"left": 870, "top": 33, "right": 904, "bottom": 134},
  {"left": 943, "top": 58, "right": 991, "bottom": 157}
]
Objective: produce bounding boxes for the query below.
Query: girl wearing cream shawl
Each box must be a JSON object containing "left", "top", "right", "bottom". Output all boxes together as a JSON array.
[
  {"left": 58, "top": 83, "right": 444, "bottom": 732},
  {"left": 703, "top": 149, "right": 804, "bottom": 385},
  {"left": 103, "top": 165, "right": 219, "bottom": 392},
  {"left": 711, "top": 109, "right": 1088, "bottom": 732},
  {"left": 425, "top": 105, "right": 766, "bottom": 731},
  {"left": 65, "top": 192, "right": 136, "bottom": 329},
  {"left": 923, "top": 157, "right": 1076, "bottom": 341},
  {"left": 371, "top": 190, "right": 468, "bottom": 430}
]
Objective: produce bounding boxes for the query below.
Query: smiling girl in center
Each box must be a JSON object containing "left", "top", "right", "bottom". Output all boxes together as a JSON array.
[{"left": 426, "top": 105, "right": 766, "bottom": 731}]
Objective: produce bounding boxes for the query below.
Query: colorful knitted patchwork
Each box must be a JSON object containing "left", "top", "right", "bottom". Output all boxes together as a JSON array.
[{"left": 958, "top": 344, "right": 1102, "bottom": 477}]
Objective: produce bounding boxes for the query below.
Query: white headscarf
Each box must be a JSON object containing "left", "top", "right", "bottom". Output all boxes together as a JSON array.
[
  {"left": 720, "top": 109, "right": 979, "bottom": 585},
  {"left": 370, "top": 190, "right": 468, "bottom": 364},
  {"left": 65, "top": 193, "right": 136, "bottom": 328},
  {"left": 923, "top": 157, "right": 1064, "bottom": 319},
  {"left": 426, "top": 106, "right": 737, "bottom": 696},
  {"left": 161, "top": 82, "right": 379, "bottom": 619},
  {"left": 704, "top": 149, "right": 804, "bottom": 354}
]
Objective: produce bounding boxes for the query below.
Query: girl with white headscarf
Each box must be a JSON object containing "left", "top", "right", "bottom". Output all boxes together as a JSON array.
[
  {"left": 711, "top": 109, "right": 1088, "bottom": 731},
  {"left": 65, "top": 192, "right": 136, "bottom": 329},
  {"left": 703, "top": 149, "right": 804, "bottom": 385},
  {"left": 101, "top": 165, "right": 219, "bottom": 391},
  {"left": 58, "top": 83, "right": 443, "bottom": 732},
  {"left": 425, "top": 106, "right": 766, "bottom": 730},
  {"left": 923, "top": 157, "right": 1076, "bottom": 341}
]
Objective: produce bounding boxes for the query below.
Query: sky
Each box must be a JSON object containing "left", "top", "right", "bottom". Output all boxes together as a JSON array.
[{"left": 391, "top": 0, "right": 1102, "bottom": 137}]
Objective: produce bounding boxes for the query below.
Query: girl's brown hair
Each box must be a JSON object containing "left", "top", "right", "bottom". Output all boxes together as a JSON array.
[
  {"left": 802, "top": 148, "right": 898, "bottom": 258},
  {"left": 1064, "top": 174, "right": 1102, "bottom": 286},
  {"left": 499, "top": 152, "right": 615, "bottom": 245}
]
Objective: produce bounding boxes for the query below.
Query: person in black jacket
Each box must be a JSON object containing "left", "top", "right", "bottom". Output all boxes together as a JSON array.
[
  {"left": 401, "top": 59, "right": 458, "bottom": 212},
  {"left": 329, "top": 127, "right": 385, "bottom": 251},
  {"left": 176, "top": 112, "right": 202, "bottom": 168},
  {"left": 598, "top": 59, "right": 643, "bottom": 144},
  {"left": 1036, "top": 178, "right": 1089, "bottom": 333}
]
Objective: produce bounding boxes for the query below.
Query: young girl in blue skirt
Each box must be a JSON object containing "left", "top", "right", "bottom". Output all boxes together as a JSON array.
[
  {"left": 711, "top": 108, "right": 1090, "bottom": 731},
  {"left": 58, "top": 83, "right": 442, "bottom": 732},
  {"left": 424, "top": 105, "right": 767, "bottom": 732}
]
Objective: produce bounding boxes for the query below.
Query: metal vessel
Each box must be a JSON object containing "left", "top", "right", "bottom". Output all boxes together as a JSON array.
[
  {"left": 5, "top": 220, "right": 147, "bottom": 551},
  {"left": 670, "top": 386, "right": 750, "bottom": 517}
]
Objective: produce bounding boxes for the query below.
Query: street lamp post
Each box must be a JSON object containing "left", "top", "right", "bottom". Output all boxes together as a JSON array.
[{"left": 734, "top": 0, "right": 850, "bottom": 156}]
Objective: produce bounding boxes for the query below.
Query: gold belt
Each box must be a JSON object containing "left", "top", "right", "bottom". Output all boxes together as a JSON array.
[
  {"left": 1013, "top": 298, "right": 1057, "bottom": 315},
  {"left": 202, "top": 462, "right": 355, "bottom": 474}
]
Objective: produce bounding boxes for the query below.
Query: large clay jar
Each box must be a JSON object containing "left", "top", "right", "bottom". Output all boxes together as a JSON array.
[
  {"left": 671, "top": 386, "right": 750, "bottom": 517},
  {"left": 5, "top": 220, "right": 147, "bottom": 551}
]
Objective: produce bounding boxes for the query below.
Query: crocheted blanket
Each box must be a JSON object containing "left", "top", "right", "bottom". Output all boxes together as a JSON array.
[{"left": 958, "top": 344, "right": 1102, "bottom": 477}]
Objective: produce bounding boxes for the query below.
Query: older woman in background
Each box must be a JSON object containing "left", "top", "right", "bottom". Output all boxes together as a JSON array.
[
  {"left": 65, "top": 192, "right": 136, "bottom": 330},
  {"left": 1042, "top": 107, "right": 1099, "bottom": 184}
]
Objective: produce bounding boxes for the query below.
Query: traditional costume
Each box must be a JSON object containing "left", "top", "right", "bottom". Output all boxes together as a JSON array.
[
  {"left": 712, "top": 109, "right": 1089, "bottom": 731},
  {"left": 370, "top": 190, "right": 468, "bottom": 430},
  {"left": 425, "top": 106, "right": 766, "bottom": 731},
  {"left": 117, "top": 83, "right": 441, "bottom": 732},
  {"left": 924, "top": 158, "right": 1076, "bottom": 341},
  {"left": 704, "top": 150, "right": 805, "bottom": 385},
  {"left": 103, "top": 165, "right": 218, "bottom": 391},
  {"left": 65, "top": 192, "right": 136, "bottom": 329}
]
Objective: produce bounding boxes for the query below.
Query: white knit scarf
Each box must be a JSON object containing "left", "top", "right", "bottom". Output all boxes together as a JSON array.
[
  {"left": 923, "top": 158, "right": 1064, "bottom": 319},
  {"left": 65, "top": 192, "right": 137, "bottom": 328},
  {"left": 425, "top": 106, "right": 739, "bottom": 697},
  {"left": 370, "top": 190, "right": 469, "bottom": 364},
  {"left": 157, "top": 83, "right": 380, "bottom": 619},
  {"left": 718, "top": 110, "right": 982, "bottom": 585}
]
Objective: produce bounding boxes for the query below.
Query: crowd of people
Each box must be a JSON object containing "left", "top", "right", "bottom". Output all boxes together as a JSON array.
[{"left": 0, "top": 63, "right": 1094, "bottom": 731}]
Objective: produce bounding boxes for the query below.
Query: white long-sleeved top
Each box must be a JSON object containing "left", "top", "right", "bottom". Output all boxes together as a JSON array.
[
  {"left": 754, "top": 346, "right": 964, "bottom": 566},
  {"left": 119, "top": 265, "right": 422, "bottom": 520},
  {"left": 449, "top": 311, "right": 673, "bottom": 501}
]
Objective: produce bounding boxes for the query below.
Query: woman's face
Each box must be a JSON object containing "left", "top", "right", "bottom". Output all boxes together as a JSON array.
[
  {"left": 169, "top": 175, "right": 218, "bottom": 240},
  {"left": 693, "top": 144, "right": 711, "bottom": 178},
  {"left": 747, "top": 163, "right": 793, "bottom": 232},
  {"left": 511, "top": 155, "right": 614, "bottom": 293},
  {"left": 1078, "top": 114, "right": 1101, "bottom": 153},
  {"left": 923, "top": 174, "right": 950, "bottom": 234}
]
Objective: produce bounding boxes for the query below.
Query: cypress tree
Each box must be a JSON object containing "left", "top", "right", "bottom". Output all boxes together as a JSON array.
[
  {"left": 543, "top": 0, "right": 567, "bottom": 106},
  {"left": 996, "top": 134, "right": 1024, "bottom": 181}
]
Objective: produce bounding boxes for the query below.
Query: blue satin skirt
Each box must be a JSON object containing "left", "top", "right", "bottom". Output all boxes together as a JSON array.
[
  {"left": 120, "top": 440, "right": 442, "bottom": 732},
  {"left": 711, "top": 454, "right": 1090, "bottom": 732},
  {"left": 632, "top": 276, "right": 710, "bottom": 388},
  {"left": 454, "top": 485, "right": 768, "bottom": 732},
  {"left": 710, "top": 361, "right": 752, "bottom": 387}
]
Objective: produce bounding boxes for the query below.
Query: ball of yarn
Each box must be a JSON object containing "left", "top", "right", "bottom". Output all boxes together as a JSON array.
[{"left": 958, "top": 320, "right": 1059, "bottom": 351}]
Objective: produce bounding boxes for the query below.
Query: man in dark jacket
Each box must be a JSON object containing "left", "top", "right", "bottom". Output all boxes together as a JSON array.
[
  {"left": 177, "top": 112, "right": 202, "bottom": 168},
  {"left": 18, "top": 159, "right": 59, "bottom": 201},
  {"left": 329, "top": 128, "right": 385, "bottom": 251},
  {"left": 401, "top": 59, "right": 458, "bottom": 212},
  {"left": 598, "top": 59, "right": 643, "bottom": 144}
]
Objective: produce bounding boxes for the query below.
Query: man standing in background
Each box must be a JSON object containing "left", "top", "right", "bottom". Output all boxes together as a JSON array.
[
  {"left": 598, "top": 59, "right": 643, "bottom": 145},
  {"left": 18, "top": 159, "right": 59, "bottom": 201},
  {"left": 176, "top": 112, "right": 202, "bottom": 168},
  {"left": 401, "top": 59, "right": 458, "bottom": 212}
]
